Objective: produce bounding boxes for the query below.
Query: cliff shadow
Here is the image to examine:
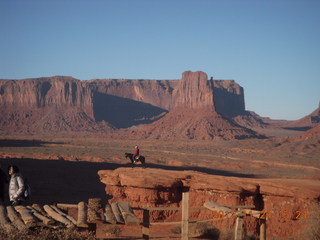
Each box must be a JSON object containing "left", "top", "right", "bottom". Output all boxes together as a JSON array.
[
  {"left": 0, "top": 157, "right": 122, "bottom": 205},
  {"left": 213, "top": 87, "right": 245, "bottom": 118},
  {"left": 93, "top": 92, "right": 168, "bottom": 128},
  {"left": 0, "top": 139, "right": 63, "bottom": 147},
  {"left": 282, "top": 126, "right": 312, "bottom": 131}
]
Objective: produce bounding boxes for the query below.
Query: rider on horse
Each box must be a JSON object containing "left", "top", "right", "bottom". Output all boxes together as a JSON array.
[{"left": 133, "top": 145, "right": 140, "bottom": 162}]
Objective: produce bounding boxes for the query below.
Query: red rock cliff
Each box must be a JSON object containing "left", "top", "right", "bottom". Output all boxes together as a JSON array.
[
  {"left": 0, "top": 71, "right": 248, "bottom": 135},
  {"left": 98, "top": 168, "right": 319, "bottom": 239},
  {"left": 90, "top": 70, "right": 245, "bottom": 114},
  {"left": 0, "top": 76, "right": 93, "bottom": 117}
]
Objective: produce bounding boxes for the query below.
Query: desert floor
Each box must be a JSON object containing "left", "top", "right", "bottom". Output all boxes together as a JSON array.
[{"left": 0, "top": 134, "right": 319, "bottom": 204}]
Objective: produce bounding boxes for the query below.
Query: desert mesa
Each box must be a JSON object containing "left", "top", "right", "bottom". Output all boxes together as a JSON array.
[
  {"left": 1, "top": 70, "right": 319, "bottom": 139},
  {"left": 0, "top": 71, "right": 319, "bottom": 239}
]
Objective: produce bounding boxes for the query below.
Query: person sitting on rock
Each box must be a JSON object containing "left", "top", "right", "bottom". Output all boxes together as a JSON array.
[{"left": 133, "top": 145, "right": 140, "bottom": 162}]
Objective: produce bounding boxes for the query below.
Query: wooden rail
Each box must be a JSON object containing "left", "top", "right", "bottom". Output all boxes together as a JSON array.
[
  {"left": 0, "top": 195, "right": 266, "bottom": 239},
  {"left": 135, "top": 192, "right": 265, "bottom": 240}
]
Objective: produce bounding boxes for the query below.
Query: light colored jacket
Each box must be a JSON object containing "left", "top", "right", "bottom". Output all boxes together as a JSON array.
[{"left": 9, "top": 173, "right": 25, "bottom": 201}]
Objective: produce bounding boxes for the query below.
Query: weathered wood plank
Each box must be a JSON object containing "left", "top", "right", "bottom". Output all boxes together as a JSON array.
[
  {"left": 43, "top": 205, "right": 74, "bottom": 228},
  {"left": 111, "top": 202, "right": 124, "bottom": 224},
  {"left": 260, "top": 219, "right": 266, "bottom": 240},
  {"left": 57, "top": 203, "right": 78, "bottom": 210},
  {"left": 32, "top": 204, "right": 47, "bottom": 215},
  {"left": 0, "top": 205, "right": 14, "bottom": 232},
  {"left": 77, "top": 202, "right": 88, "bottom": 228},
  {"left": 235, "top": 215, "right": 244, "bottom": 240},
  {"left": 104, "top": 203, "right": 116, "bottom": 224},
  {"left": 181, "top": 192, "right": 189, "bottom": 240},
  {"left": 117, "top": 201, "right": 139, "bottom": 225},
  {"left": 26, "top": 206, "right": 54, "bottom": 225},
  {"left": 6, "top": 206, "right": 26, "bottom": 230},
  {"left": 203, "top": 202, "right": 232, "bottom": 212},
  {"left": 14, "top": 205, "right": 37, "bottom": 225},
  {"left": 51, "top": 205, "right": 77, "bottom": 225}
]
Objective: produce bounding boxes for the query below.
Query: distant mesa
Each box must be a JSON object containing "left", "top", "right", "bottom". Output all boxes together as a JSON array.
[{"left": 0, "top": 71, "right": 318, "bottom": 140}]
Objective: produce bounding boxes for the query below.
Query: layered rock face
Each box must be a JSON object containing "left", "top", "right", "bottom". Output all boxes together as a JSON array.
[
  {"left": 0, "top": 76, "right": 93, "bottom": 117},
  {"left": 173, "top": 71, "right": 214, "bottom": 108},
  {"left": 0, "top": 77, "right": 108, "bottom": 134},
  {"left": 90, "top": 71, "right": 245, "bottom": 115},
  {"left": 98, "top": 168, "right": 320, "bottom": 239},
  {"left": 0, "top": 71, "right": 253, "bottom": 138}
]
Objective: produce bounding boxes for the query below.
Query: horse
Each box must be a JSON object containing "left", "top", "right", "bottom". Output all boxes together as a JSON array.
[{"left": 125, "top": 153, "right": 146, "bottom": 168}]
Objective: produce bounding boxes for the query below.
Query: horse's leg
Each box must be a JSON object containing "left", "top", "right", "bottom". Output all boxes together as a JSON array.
[
  {"left": 131, "top": 157, "right": 134, "bottom": 168},
  {"left": 141, "top": 157, "right": 146, "bottom": 168}
]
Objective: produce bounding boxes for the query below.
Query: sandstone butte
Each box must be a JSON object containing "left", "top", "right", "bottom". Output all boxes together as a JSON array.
[
  {"left": 3, "top": 70, "right": 318, "bottom": 139},
  {"left": 98, "top": 167, "right": 320, "bottom": 239}
]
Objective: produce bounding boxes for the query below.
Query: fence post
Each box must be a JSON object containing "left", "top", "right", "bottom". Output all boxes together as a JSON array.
[
  {"left": 181, "top": 189, "right": 189, "bottom": 240},
  {"left": 260, "top": 219, "right": 266, "bottom": 240},
  {"left": 234, "top": 210, "right": 244, "bottom": 240},
  {"left": 142, "top": 209, "right": 150, "bottom": 240}
]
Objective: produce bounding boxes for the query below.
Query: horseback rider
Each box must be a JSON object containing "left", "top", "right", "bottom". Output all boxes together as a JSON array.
[{"left": 133, "top": 145, "right": 140, "bottom": 162}]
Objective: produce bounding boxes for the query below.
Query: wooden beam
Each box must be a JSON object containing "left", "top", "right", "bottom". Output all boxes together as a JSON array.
[
  {"left": 51, "top": 205, "right": 77, "bottom": 225},
  {"left": 56, "top": 203, "right": 78, "bottom": 210},
  {"left": 104, "top": 203, "right": 116, "bottom": 224},
  {"left": 117, "top": 201, "right": 139, "bottom": 225},
  {"left": 0, "top": 205, "right": 14, "bottom": 232},
  {"left": 43, "top": 205, "right": 74, "bottom": 228},
  {"left": 32, "top": 204, "right": 47, "bottom": 216},
  {"left": 14, "top": 205, "right": 37, "bottom": 225},
  {"left": 26, "top": 206, "right": 54, "bottom": 225},
  {"left": 260, "top": 219, "right": 266, "bottom": 240},
  {"left": 203, "top": 201, "right": 232, "bottom": 212},
  {"left": 6, "top": 206, "right": 26, "bottom": 230},
  {"left": 77, "top": 202, "right": 88, "bottom": 228},
  {"left": 235, "top": 215, "right": 244, "bottom": 240},
  {"left": 111, "top": 202, "right": 124, "bottom": 224},
  {"left": 181, "top": 191, "right": 189, "bottom": 240}
]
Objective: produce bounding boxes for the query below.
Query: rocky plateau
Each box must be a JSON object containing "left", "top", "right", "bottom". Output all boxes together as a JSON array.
[{"left": 3, "top": 70, "right": 316, "bottom": 140}]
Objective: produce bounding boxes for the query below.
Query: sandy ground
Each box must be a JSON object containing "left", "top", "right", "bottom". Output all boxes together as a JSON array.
[{"left": 0, "top": 136, "right": 319, "bottom": 206}]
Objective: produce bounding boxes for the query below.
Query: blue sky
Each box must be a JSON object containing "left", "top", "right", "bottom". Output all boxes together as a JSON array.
[{"left": 1, "top": 0, "right": 319, "bottom": 120}]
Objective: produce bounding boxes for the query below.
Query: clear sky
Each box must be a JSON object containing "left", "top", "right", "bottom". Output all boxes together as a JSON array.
[{"left": 1, "top": 0, "right": 319, "bottom": 120}]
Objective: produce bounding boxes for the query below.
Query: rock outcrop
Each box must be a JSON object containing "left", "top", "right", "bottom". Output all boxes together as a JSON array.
[
  {"left": 0, "top": 76, "right": 93, "bottom": 117},
  {"left": 89, "top": 71, "right": 245, "bottom": 115},
  {"left": 284, "top": 105, "right": 320, "bottom": 130},
  {"left": 0, "top": 77, "right": 115, "bottom": 134},
  {"left": 128, "top": 107, "right": 260, "bottom": 140},
  {"left": 0, "top": 71, "right": 260, "bottom": 139},
  {"left": 98, "top": 167, "right": 320, "bottom": 239}
]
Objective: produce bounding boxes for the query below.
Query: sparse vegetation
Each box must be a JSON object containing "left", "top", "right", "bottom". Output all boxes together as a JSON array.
[
  {"left": 170, "top": 222, "right": 220, "bottom": 239},
  {"left": 189, "top": 222, "right": 220, "bottom": 238},
  {"left": 0, "top": 227, "right": 96, "bottom": 240}
]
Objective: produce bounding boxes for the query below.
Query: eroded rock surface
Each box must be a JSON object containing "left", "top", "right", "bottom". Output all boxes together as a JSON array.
[{"left": 98, "top": 167, "right": 320, "bottom": 238}]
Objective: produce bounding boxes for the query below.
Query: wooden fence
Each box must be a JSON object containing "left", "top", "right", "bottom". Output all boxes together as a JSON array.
[
  {"left": 0, "top": 193, "right": 267, "bottom": 240},
  {"left": 135, "top": 191, "right": 266, "bottom": 240}
]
